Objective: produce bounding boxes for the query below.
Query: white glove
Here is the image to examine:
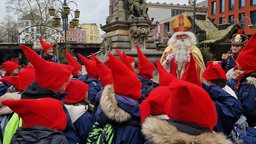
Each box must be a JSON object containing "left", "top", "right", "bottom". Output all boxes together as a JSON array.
[{"left": 166, "top": 52, "right": 173, "bottom": 61}]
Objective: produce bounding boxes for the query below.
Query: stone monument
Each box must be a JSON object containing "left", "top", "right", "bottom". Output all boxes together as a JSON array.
[{"left": 99, "top": 0, "right": 162, "bottom": 63}]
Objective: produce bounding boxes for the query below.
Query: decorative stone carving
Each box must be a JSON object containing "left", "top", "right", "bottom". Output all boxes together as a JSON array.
[
  {"left": 127, "top": 0, "right": 149, "bottom": 20},
  {"left": 101, "top": 37, "right": 112, "bottom": 55}
]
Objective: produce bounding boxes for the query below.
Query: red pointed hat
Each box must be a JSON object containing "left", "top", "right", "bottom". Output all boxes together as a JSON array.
[
  {"left": 165, "top": 78, "right": 217, "bottom": 130},
  {"left": 181, "top": 54, "right": 202, "bottom": 87},
  {"left": 40, "top": 39, "right": 54, "bottom": 52},
  {"left": 64, "top": 80, "right": 88, "bottom": 103},
  {"left": 140, "top": 86, "right": 170, "bottom": 122},
  {"left": 17, "top": 66, "right": 35, "bottom": 91},
  {"left": 94, "top": 55, "right": 113, "bottom": 87},
  {"left": 202, "top": 62, "right": 227, "bottom": 81},
  {"left": 0, "top": 76, "right": 19, "bottom": 90},
  {"left": 1, "top": 61, "right": 19, "bottom": 74},
  {"left": 156, "top": 60, "right": 176, "bottom": 86},
  {"left": 2, "top": 98, "right": 67, "bottom": 130},
  {"left": 136, "top": 45, "right": 155, "bottom": 80},
  {"left": 78, "top": 53, "right": 98, "bottom": 79},
  {"left": 19, "top": 44, "right": 73, "bottom": 92},
  {"left": 237, "top": 33, "right": 256, "bottom": 74},
  {"left": 66, "top": 50, "right": 82, "bottom": 76},
  {"left": 115, "top": 49, "right": 135, "bottom": 71},
  {"left": 108, "top": 54, "right": 141, "bottom": 100}
]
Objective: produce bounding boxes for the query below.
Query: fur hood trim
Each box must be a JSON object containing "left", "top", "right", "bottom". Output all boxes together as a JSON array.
[
  {"left": 100, "top": 85, "right": 131, "bottom": 123},
  {"left": 142, "top": 117, "right": 232, "bottom": 144},
  {"left": 246, "top": 76, "right": 256, "bottom": 87}
]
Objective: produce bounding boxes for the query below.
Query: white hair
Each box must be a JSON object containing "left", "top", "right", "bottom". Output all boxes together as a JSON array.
[{"left": 168, "top": 31, "right": 197, "bottom": 46}]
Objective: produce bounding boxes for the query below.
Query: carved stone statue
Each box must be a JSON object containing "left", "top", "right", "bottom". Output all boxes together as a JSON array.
[{"left": 128, "top": 0, "right": 149, "bottom": 19}]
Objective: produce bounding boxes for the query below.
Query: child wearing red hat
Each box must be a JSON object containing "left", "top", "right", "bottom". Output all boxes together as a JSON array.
[
  {"left": 235, "top": 33, "right": 256, "bottom": 129},
  {"left": 77, "top": 53, "right": 102, "bottom": 107},
  {"left": 2, "top": 98, "right": 68, "bottom": 143},
  {"left": 87, "top": 54, "right": 144, "bottom": 144},
  {"left": 0, "top": 60, "right": 19, "bottom": 89},
  {"left": 135, "top": 45, "right": 158, "bottom": 103},
  {"left": 64, "top": 80, "right": 95, "bottom": 144},
  {"left": 141, "top": 78, "right": 231, "bottom": 144},
  {"left": 66, "top": 50, "right": 82, "bottom": 78},
  {"left": 202, "top": 62, "right": 246, "bottom": 140},
  {"left": 18, "top": 44, "right": 80, "bottom": 144},
  {"left": 39, "top": 39, "right": 60, "bottom": 63},
  {"left": 203, "top": 62, "right": 237, "bottom": 99}
]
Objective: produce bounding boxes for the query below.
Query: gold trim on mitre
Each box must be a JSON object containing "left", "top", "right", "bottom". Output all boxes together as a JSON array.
[{"left": 172, "top": 14, "right": 192, "bottom": 32}]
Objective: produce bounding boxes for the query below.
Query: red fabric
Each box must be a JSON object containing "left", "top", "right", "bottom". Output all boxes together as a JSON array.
[
  {"left": 156, "top": 60, "right": 176, "bottom": 86},
  {"left": 237, "top": 33, "right": 256, "bottom": 74},
  {"left": 1, "top": 61, "right": 19, "bottom": 74},
  {"left": 202, "top": 62, "right": 227, "bottom": 81},
  {"left": 40, "top": 39, "right": 53, "bottom": 52},
  {"left": 78, "top": 53, "right": 98, "bottom": 79},
  {"left": 17, "top": 66, "right": 35, "bottom": 91},
  {"left": 115, "top": 49, "right": 135, "bottom": 71},
  {"left": 136, "top": 45, "right": 155, "bottom": 80},
  {"left": 0, "top": 76, "right": 19, "bottom": 90},
  {"left": 66, "top": 50, "right": 82, "bottom": 76},
  {"left": 181, "top": 54, "right": 202, "bottom": 87},
  {"left": 165, "top": 79, "right": 218, "bottom": 130},
  {"left": 2, "top": 98, "right": 67, "bottom": 131},
  {"left": 94, "top": 56, "right": 113, "bottom": 87},
  {"left": 108, "top": 54, "right": 141, "bottom": 101},
  {"left": 64, "top": 80, "right": 88, "bottom": 103},
  {"left": 140, "top": 86, "right": 170, "bottom": 122},
  {"left": 0, "top": 66, "right": 35, "bottom": 91},
  {"left": 19, "top": 44, "right": 73, "bottom": 92},
  {"left": 169, "top": 58, "right": 177, "bottom": 76}
]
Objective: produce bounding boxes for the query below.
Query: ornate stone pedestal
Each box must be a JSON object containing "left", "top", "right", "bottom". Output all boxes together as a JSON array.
[{"left": 98, "top": 0, "right": 163, "bottom": 63}]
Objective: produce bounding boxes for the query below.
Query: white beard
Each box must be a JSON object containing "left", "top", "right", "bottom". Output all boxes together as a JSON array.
[{"left": 173, "top": 38, "right": 192, "bottom": 66}]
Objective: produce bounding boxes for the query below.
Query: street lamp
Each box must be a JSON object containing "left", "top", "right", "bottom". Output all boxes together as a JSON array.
[
  {"left": 48, "top": 0, "right": 80, "bottom": 49},
  {"left": 192, "top": 0, "right": 196, "bottom": 33}
]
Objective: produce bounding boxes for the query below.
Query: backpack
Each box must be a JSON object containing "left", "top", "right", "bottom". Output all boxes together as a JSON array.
[{"left": 87, "top": 122, "right": 115, "bottom": 144}]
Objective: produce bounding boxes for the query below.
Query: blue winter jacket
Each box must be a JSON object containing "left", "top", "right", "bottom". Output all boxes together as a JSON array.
[
  {"left": 78, "top": 74, "right": 102, "bottom": 105},
  {"left": 73, "top": 111, "right": 95, "bottom": 144},
  {"left": 137, "top": 74, "right": 158, "bottom": 104},
  {"left": 202, "top": 83, "right": 243, "bottom": 135},
  {"left": 95, "top": 85, "right": 145, "bottom": 144},
  {"left": 237, "top": 74, "right": 256, "bottom": 127}
]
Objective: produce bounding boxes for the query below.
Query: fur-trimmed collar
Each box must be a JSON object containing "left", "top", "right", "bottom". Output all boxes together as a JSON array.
[
  {"left": 142, "top": 117, "right": 232, "bottom": 144},
  {"left": 246, "top": 76, "right": 256, "bottom": 87},
  {"left": 100, "top": 85, "right": 131, "bottom": 123}
]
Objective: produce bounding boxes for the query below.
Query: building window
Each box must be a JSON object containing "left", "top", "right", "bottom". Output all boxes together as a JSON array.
[
  {"left": 229, "top": 0, "right": 234, "bottom": 10},
  {"left": 211, "top": 1, "right": 216, "bottom": 15},
  {"left": 250, "top": 10, "right": 256, "bottom": 27},
  {"left": 220, "top": 0, "right": 225, "bottom": 13},
  {"left": 239, "top": 0, "right": 245, "bottom": 8},
  {"left": 228, "top": 15, "right": 234, "bottom": 25},
  {"left": 251, "top": 0, "right": 256, "bottom": 5},
  {"left": 239, "top": 13, "right": 245, "bottom": 28},
  {"left": 164, "top": 22, "right": 170, "bottom": 37},
  {"left": 219, "top": 17, "right": 226, "bottom": 24},
  {"left": 211, "top": 19, "right": 216, "bottom": 24},
  {"left": 171, "top": 9, "right": 185, "bottom": 17}
]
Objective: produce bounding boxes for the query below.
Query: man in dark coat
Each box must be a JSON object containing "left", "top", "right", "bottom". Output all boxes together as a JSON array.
[{"left": 221, "top": 29, "right": 248, "bottom": 73}]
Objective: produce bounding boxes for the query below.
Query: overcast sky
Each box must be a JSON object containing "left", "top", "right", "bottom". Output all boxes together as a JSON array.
[{"left": 0, "top": 0, "right": 203, "bottom": 33}]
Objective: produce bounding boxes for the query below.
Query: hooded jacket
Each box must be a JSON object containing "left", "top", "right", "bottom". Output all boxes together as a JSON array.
[{"left": 142, "top": 117, "right": 232, "bottom": 144}]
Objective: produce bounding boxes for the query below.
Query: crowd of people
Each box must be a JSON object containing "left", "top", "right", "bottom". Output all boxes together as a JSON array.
[{"left": 0, "top": 14, "right": 255, "bottom": 144}]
